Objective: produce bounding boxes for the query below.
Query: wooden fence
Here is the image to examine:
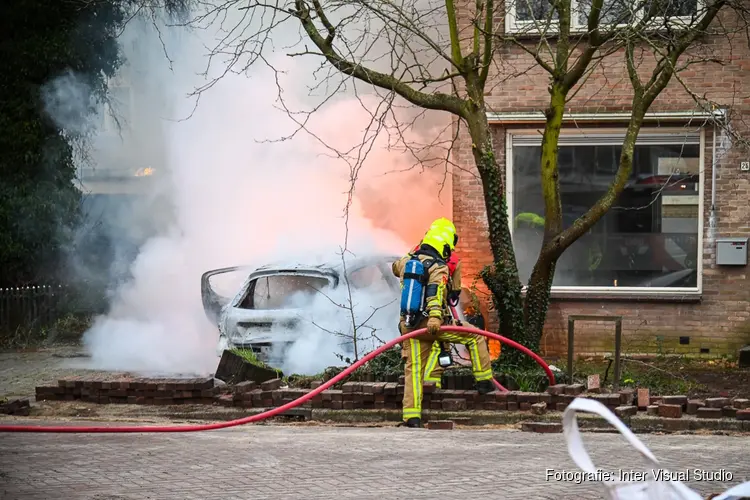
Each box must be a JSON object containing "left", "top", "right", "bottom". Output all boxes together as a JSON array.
[{"left": 0, "top": 285, "right": 66, "bottom": 333}]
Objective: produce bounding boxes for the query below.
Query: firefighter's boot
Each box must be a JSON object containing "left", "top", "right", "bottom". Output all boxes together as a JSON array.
[
  {"left": 476, "top": 379, "right": 494, "bottom": 395},
  {"left": 405, "top": 417, "right": 422, "bottom": 428}
]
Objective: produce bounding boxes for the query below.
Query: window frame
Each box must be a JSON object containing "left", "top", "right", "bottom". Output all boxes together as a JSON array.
[
  {"left": 505, "top": 126, "right": 705, "bottom": 296},
  {"left": 504, "top": 0, "right": 707, "bottom": 35}
]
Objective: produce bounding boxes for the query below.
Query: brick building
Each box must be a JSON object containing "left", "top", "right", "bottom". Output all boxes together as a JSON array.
[{"left": 452, "top": 6, "right": 750, "bottom": 357}]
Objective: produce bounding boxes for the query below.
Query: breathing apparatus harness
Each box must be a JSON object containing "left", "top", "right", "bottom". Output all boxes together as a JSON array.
[
  {"left": 399, "top": 245, "right": 462, "bottom": 368},
  {"left": 399, "top": 244, "right": 444, "bottom": 328}
]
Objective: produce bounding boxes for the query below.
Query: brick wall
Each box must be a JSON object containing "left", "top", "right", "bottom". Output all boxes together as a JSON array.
[{"left": 451, "top": 8, "right": 750, "bottom": 357}]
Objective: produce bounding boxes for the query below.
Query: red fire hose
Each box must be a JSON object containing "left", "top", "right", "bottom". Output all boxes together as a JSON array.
[
  {"left": 447, "top": 304, "right": 508, "bottom": 393},
  {"left": 0, "top": 325, "right": 554, "bottom": 433}
]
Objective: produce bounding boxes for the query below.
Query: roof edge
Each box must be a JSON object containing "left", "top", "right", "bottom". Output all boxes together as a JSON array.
[{"left": 486, "top": 108, "right": 727, "bottom": 124}]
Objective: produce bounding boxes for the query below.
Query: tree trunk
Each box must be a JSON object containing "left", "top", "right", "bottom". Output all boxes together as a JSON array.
[
  {"left": 520, "top": 83, "right": 567, "bottom": 353},
  {"left": 463, "top": 107, "right": 527, "bottom": 364},
  {"left": 524, "top": 255, "right": 555, "bottom": 352}
]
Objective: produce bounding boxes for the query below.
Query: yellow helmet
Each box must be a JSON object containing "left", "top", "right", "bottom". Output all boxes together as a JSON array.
[{"left": 421, "top": 217, "right": 458, "bottom": 259}]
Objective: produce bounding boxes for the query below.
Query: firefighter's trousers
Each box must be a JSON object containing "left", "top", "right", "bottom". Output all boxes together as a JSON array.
[
  {"left": 401, "top": 324, "right": 493, "bottom": 421},
  {"left": 424, "top": 341, "right": 444, "bottom": 388}
]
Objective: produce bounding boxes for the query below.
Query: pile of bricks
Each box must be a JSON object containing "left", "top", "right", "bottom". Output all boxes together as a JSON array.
[
  {"left": 220, "top": 379, "right": 563, "bottom": 411},
  {"left": 640, "top": 390, "right": 750, "bottom": 421},
  {"left": 0, "top": 398, "right": 31, "bottom": 416},
  {"left": 35, "top": 376, "right": 220, "bottom": 405},
  {"left": 32, "top": 376, "right": 750, "bottom": 423}
]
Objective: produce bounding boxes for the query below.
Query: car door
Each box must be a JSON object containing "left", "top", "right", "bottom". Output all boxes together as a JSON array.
[{"left": 200, "top": 266, "right": 252, "bottom": 326}]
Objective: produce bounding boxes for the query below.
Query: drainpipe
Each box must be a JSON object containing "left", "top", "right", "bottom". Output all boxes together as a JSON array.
[{"left": 707, "top": 123, "right": 718, "bottom": 247}]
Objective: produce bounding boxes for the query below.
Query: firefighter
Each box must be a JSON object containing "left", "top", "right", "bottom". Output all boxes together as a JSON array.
[
  {"left": 392, "top": 218, "right": 494, "bottom": 428},
  {"left": 422, "top": 251, "right": 462, "bottom": 389}
]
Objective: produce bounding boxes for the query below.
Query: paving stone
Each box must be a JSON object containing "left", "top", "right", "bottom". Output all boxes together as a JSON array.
[{"left": 0, "top": 421, "right": 748, "bottom": 499}]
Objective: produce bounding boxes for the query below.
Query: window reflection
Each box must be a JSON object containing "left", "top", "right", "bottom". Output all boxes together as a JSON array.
[{"left": 512, "top": 137, "right": 700, "bottom": 288}]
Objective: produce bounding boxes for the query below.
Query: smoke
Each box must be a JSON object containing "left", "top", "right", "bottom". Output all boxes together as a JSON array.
[
  {"left": 41, "top": 70, "right": 98, "bottom": 137},
  {"left": 45, "top": 5, "right": 451, "bottom": 375}
]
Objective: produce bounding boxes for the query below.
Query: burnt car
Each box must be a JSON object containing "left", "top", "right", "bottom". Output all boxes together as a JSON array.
[
  {"left": 201, "top": 254, "right": 403, "bottom": 363},
  {"left": 201, "top": 253, "right": 487, "bottom": 367}
]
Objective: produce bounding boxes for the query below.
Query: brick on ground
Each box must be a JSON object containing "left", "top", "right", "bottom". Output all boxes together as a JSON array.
[
  {"left": 442, "top": 399, "right": 467, "bottom": 411},
  {"left": 232, "top": 381, "right": 257, "bottom": 394},
  {"left": 705, "top": 397, "right": 730, "bottom": 408},
  {"left": 261, "top": 379, "right": 282, "bottom": 391},
  {"left": 736, "top": 409, "right": 750, "bottom": 421},
  {"left": 546, "top": 384, "right": 567, "bottom": 395},
  {"left": 686, "top": 400, "right": 705, "bottom": 414},
  {"left": 531, "top": 402, "right": 547, "bottom": 415},
  {"left": 565, "top": 384, "right": 585, "bottom": 396},
  {"left": 697, "top": 407, "right": 723, "bottom": 419},
  {"left": 619, "top": 389, "right": 634, "bottom": 405},
  {"left": 662, "top": 395, "right": 688, "bottom": 406},
  {"left": 615, "top": 406, "right": 637, "bottom": 418},
  {"left": 587, "top": 374, "right": 600, "bottom": 393},
  {"left": 658, "top": 404, "right": 682, "bottom": 418},
  {"left": 722, "top": 406, "right": 737, "bottom": 418},
  {"left": 427, "top": 420, "right": 454, "bottom": 430},
  {"left": 636, "top": 388, "right": 650, "bottom": 409},
  {"left": 521, "top": 422, "right": 562, "bottom": 433}
]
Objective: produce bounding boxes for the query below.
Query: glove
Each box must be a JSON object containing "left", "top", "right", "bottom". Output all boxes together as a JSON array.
[
  {"left": 427, "top": 316, "right": 442, "bottom": 335},
  {"left": 447, "top": 291, "right": 461, "bottom": 307}
]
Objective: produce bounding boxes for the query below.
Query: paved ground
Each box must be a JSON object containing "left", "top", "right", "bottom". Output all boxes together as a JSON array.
[
  {"left": 1, "top": 422, "right": 748, "bottom": 499},
  {"left": 0, "top": 346, "right": 126, "bottom": 400}
]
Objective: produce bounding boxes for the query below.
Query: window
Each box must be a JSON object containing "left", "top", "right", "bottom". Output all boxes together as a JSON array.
[
  {"left": 508, "top": 128, "right": 703, "bottom": 292},
  {"left": 506, "top": 0, "right": 703, "bottom": 33},
  {"left": 242, "top": 274, "right": 331, "bottom": 309}
]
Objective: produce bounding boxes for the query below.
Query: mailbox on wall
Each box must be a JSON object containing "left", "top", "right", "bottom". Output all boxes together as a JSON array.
[{"left": 716, "top": 237, "right": 749, "bottom": 266}]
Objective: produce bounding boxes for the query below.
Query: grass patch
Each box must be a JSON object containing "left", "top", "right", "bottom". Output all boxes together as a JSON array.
[
  {"left": 231, "top": 348, "right": 283, "bottom": 377},
  {"left": 0, "top": 313, "right": 94, "bottom": 350},
  {"left": 279, "top": 347, "right": 405, "bottom": 389}
]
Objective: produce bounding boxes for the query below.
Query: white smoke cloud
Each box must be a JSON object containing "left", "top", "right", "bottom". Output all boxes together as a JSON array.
[
  {"left": 46, "top": 4, "right": 451, "bottom": 376},
  {"left": 41, "top": 70, "right": 97, "bottom": 137}
]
